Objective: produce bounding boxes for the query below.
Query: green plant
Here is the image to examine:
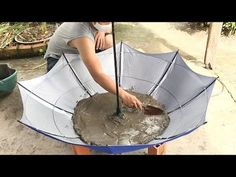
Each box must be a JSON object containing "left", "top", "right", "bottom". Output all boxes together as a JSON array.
[
  {"left": 0, "top": 22, "right": 30, "bottom": 48},
  {"left": 222, "top": 22, "right": 236, "bottom": 36},
  {"left": 188, "top": 22, "right": 210, "bottom": 31}
]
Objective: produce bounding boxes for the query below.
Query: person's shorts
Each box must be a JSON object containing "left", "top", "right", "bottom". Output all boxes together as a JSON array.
[
  {"left": 46, "top": 57, "right": 58, "bottom": 72},
  {"left": 95, "top": 49, "right": 104, "bottom": 53}
]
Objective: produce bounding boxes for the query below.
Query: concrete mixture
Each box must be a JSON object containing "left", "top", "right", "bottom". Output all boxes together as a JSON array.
[{"left": 73, "top": 91, "right": 170, "bottom": 145}]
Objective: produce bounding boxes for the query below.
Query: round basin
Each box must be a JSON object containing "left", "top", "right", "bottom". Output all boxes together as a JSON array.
[{"left": 0, "top": 64, "right": 17, "bottom": 97}]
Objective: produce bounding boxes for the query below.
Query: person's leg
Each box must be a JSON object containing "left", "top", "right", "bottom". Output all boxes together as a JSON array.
[{"left": 47, "top": 57, "right": 59, "bottom": 72}]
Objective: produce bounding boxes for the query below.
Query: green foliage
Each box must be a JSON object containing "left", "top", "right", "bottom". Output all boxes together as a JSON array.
[
  {"left": 187, "top": 22, "right": 236, "bottom": 36},
  {"left": 0, "top": 22, "right": 56, "bottom": 49},
  {"left": 222, "top": 22, "right": 236, "bottom": 36},
  {"left": 0, "top": 22, "right": 30, "bottom": 48}
]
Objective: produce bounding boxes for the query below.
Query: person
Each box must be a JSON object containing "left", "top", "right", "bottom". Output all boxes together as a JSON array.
[{"left": 44, "top": 22, "right": 142, "bottom": 110}]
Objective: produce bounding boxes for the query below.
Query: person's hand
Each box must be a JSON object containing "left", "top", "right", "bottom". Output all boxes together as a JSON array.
[
  {"left": 95, "top": 31, "right": 106, "bottom": 51},
  {"left": 120, "top": 90, "right": 143, "bottom": 110}
]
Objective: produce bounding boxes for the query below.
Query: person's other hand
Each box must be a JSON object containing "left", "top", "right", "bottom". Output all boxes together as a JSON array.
[
  {"left": 120, "top": 90, "right": 143, "bottom": 110},
  {"left": 95, "top": 31, "right": 106, "bottom": 50}
]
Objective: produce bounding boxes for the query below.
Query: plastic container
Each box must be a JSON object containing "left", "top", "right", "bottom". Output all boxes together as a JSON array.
[{"left": 0, "top": 64, "right": 17, "bottom": 97}]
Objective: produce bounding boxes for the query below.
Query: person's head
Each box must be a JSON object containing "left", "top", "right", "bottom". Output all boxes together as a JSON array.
[{"left": 92, "top": 22, "right": 112, "bottom": 32}]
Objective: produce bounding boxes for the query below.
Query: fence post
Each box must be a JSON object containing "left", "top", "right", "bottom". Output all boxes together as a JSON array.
[{"left": 204, "top": 22, "right": 223, "bottom": 69}]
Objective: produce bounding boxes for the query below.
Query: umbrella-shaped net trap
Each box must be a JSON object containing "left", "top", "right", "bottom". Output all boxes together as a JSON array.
[{"left": 18, "top": 42, "right": 216, "bottom": 154}]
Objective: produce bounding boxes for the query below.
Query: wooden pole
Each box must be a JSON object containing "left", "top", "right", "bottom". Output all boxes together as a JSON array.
[{"left": 204, "top": 22, "right": 223, "bottom": 70}]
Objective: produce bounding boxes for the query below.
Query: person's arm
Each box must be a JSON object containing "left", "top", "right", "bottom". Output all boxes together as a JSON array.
[{"left": 69, "top": 37, "right": 142, "bottom": 110}]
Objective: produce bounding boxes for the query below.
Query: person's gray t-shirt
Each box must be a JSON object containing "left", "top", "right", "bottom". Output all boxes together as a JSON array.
[{"left": 44, "top": 22, "right": 96, "bottom": 60}]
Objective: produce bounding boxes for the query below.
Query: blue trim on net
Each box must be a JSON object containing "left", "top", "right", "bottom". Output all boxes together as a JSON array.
[{"left": 18, "top": 120, "right": 206, "bottom": 154}]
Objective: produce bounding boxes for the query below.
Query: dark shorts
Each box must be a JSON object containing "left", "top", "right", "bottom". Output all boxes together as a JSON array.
[
  {"left": 46, "top": 57, "right": 59, "bottom": 72},
  {"left": 95, "top": 49, "right": 104, "bottom": 53}
]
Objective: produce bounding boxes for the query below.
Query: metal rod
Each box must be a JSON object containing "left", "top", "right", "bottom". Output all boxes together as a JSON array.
[
  {"left": 17, "top": 82, "right": 73, "bottom": 115},
  {"left": 62, "top": 53, "right": 92, "bottom": 97},
  {"left": 167, "top": 77, "right": 217, "bottom": 114},
  {"left": 118, "top": 41, "right": 123, "bottom": 86},
  {"left": 149, "top": 50, "right": 179, "bottom": 95},
  {"left": 112, "top": 22, "right": 122, "bottom": 116}
]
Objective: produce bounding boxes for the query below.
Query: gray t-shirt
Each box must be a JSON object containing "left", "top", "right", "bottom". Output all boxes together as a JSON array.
[{"left": 44, "top": 22, "right": 97, "bottom": 60}]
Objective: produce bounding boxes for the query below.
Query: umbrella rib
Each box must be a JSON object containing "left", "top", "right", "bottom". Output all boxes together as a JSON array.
[
  {"left": 149, "top": 50, "right": 179, "bottom": 95},
  {"left": 18, "top": 120, "right": 80, "bottom": 139},
  {"left": 112, "top": 22, "right": 122, "bottom": 115},
  {"left": 167, "top": 77, "right": 217, "bottom": 114},
  {"left": 17, "top": 82, "right": 73, "bottom": 115},
  {"left": 62, "top": 53, "right": 93, "bottom": 97}
]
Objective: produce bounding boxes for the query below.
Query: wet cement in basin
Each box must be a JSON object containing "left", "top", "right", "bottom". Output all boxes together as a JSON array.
[{"left": 73, "top": 91, "right": 170, "bottom": 145}]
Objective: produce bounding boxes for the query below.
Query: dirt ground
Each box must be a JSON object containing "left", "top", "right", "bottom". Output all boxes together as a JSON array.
[
  {"left": 0, "top": 22, "right": 236, "bottom": 154},
  {"left": 0, "top": 57, "right": 74, "bottom": 154}
]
